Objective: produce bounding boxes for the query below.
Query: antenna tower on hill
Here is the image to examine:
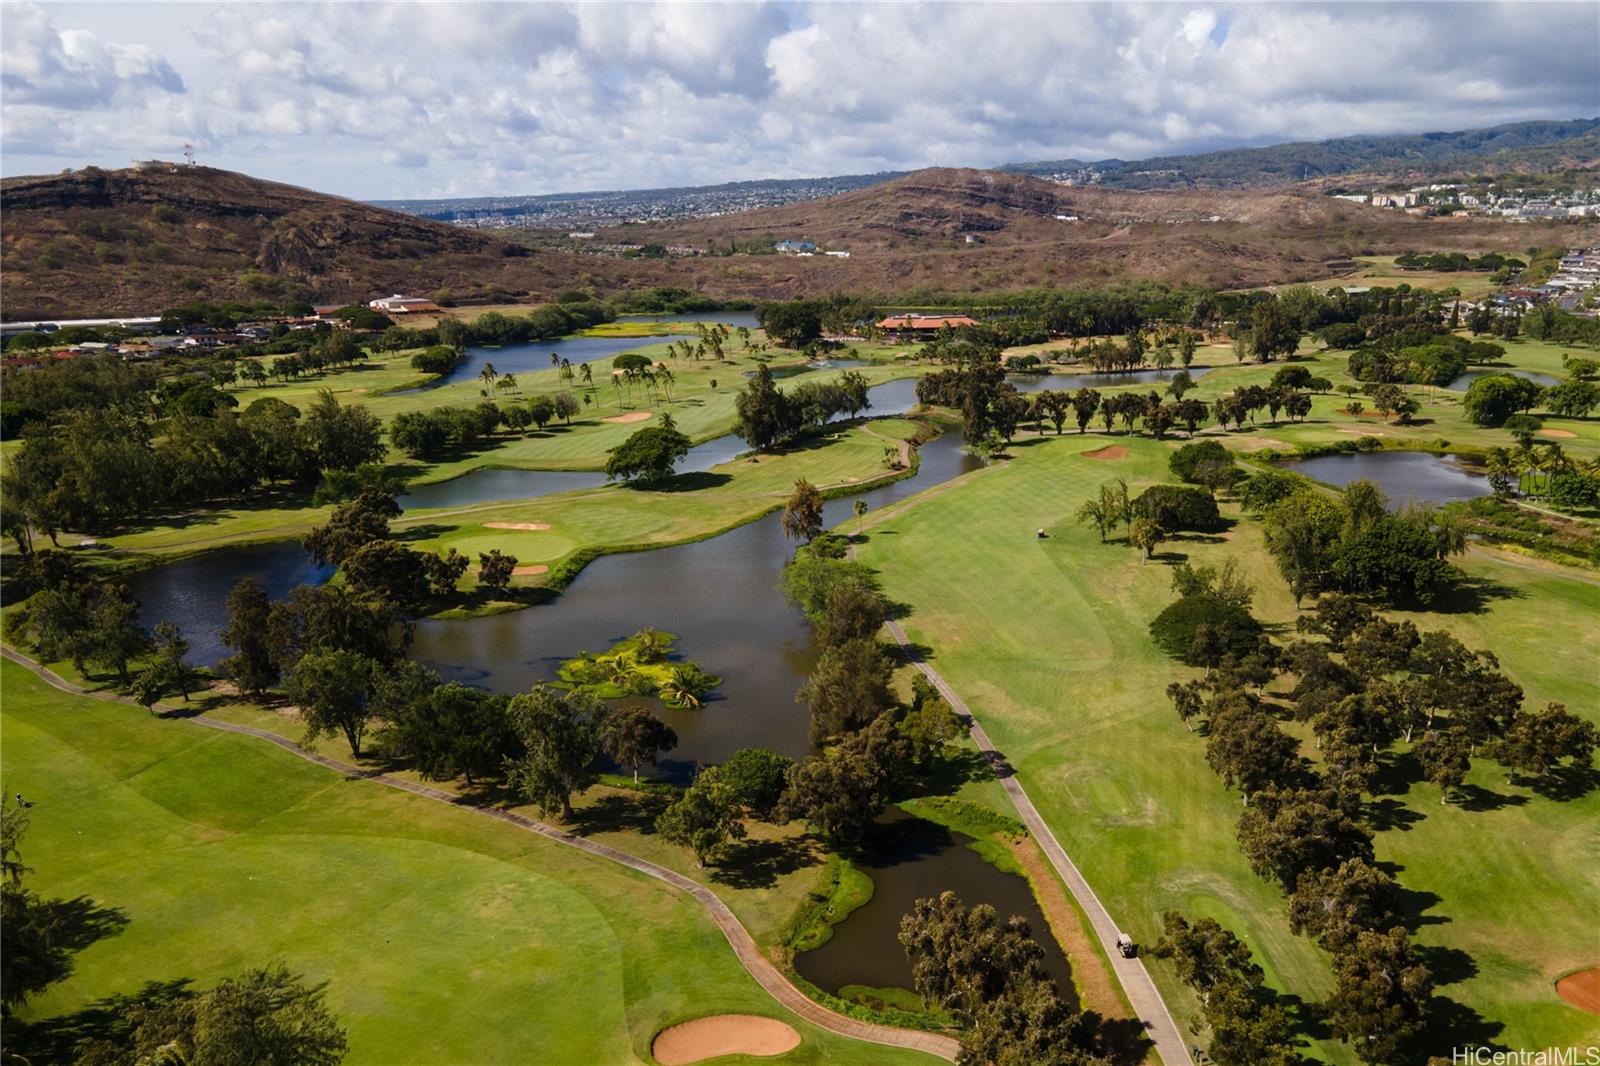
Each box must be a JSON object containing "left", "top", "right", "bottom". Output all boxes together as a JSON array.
[{"left": 183, "top": 143, "right": 195, "bottom": 166}]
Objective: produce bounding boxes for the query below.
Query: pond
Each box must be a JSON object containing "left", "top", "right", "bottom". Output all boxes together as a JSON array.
[
  {"left": 406, "top": 311, "right": 761, "bottom": 392},
  {"left": 1445, "top": 368, "right": 1560, "bottom": 391},
  {"left": 124, "top": 543, "right": 334, "bottom": 667},
  {"left": 1032, "top": 365, "right": 1216, "bottom": 391},
  {"left": 792, "top": 808, "right": 1076, "bottom": 1006},
  {"left": 1280, "top": 451, "right": 1490, "bottom": 508},
  {"left": 127, "top": 409, "right": 981, "bottom": 772},
  {"left": 408, "top": 425, "right": 982, "bottom": 771}
]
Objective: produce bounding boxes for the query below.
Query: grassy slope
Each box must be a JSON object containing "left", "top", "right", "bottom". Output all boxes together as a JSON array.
[
  {"left": 852, "top": 432, "right": 1600, "bottom": 1062},
  {"left": 0, "top": 660, "right": 933, "bottom": 1065}
]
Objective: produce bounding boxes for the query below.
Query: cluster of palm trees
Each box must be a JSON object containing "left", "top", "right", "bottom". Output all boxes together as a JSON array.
[
  {"left": 611, "top": 363, "right": 676, "bottom": 404},
  {"left": 1485, "top": 441, "right": 1591, "bottom": 501}
]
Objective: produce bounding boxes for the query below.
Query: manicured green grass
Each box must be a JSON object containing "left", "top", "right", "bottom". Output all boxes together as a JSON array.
[
  {"left": 852, "top": 432, "right": 1600, "bottom": 1061},
  {"left": 0, "top": 660, "right": 934, "bottom": 1065},
  {"left": 98, "top": 419, "right": 930, "bottom": 579}
]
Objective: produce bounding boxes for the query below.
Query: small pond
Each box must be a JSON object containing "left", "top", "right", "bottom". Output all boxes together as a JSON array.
[
  {"left": 406, "top": 311, "right": 761, "bottom": 392},
  {"left": 1445, "top": 368, "right": 1560, "bottom": 391},
  {"left": 1280, "top": 451, "right": 1490, "bottom": 508},
  {"left": 793, "top": 808, "right": 1076, "bottom": 1005},
  {"left": 1032, "top": 365, "right": 1216, "bottom": 391},
  {"left": 124, "top": 543, "right": 334, "bottom": 667}
]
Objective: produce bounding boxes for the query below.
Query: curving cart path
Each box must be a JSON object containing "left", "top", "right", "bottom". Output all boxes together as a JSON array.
[{"left": 0, "top": 645, "right": 959, "bottom": 1063}]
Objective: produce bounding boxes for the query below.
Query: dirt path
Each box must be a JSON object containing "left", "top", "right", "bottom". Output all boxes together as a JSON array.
[
  {"left": 1006, "top": 836, "right": 1130, "bottom": 1024},
  {"left": 0, "top": 646, "right": 958, "bottom": 1063}
]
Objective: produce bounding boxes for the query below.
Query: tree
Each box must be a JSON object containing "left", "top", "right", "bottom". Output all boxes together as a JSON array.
[
  {"left": 1149, "top": 910, "right": 1262, "bottom": 1007},
  {"left": 1, "top": 799, "right": 77, "bottom": 1009},
  {"left": 655, "top": 766, "right": 746, "bottom": 867},
  {"left": 853, "top": 498, "right": 869, "bottom": 535},
  {"left": 220, "top": 577, "right": 277, "bottom": 695},
  {"left": 604, "top": 419, "right": 691, "bottom": 486},
  {"left": 505, "top": 685, "right": 606, "bottom": 821},
  {"left": 1205, "top": 703, "right": 1300, "bottom": 807},
  {"left": 1463, "top": 373, "right": 1544, "bottom": 427},
  {"left": 1325, "top": 928, "right": 1433, "bottom": 1065},
  {"left": 1236, "top": 787, "right": 1374, "bottom": 891},
  {"left": 302, "top": 390, "right": 384, "bottom": 471},
  {"left": 718, "top": 748, "right": 794, "bottom": 818},
  {"left": 86, "top": 582, "right": 151, "bottom": 686},
  {"left": 341, "top": 541, "right": 432, "bottom": 610},
  {"left": 553, "top": 390, "right": 582, "bottom": 424},
  {"left": 600, "top": 705, "right": 678, "bottom": 782},
  {"left": 1286, "top": 858, "right": 1400, "bottom": 951},
  {"left": 799, "top": 637, "right": 895, "bottom": 742},
  {"left": 1414, "top": 727, "right": 1473, "bottom": 802},
  {"left": 1129, "top": 516, "right": 1164, "bottom": 560},
  {"left": 815, "top": 578, "right": 887, "bottom": 646},
  {"left": 1071, "top": 388, "right": 1101, "bottom": 433},
  {"left": 477, "top": 549, "right": 517, "bottom": 592},
  {"left": 527, "top": 395, "right": 556, "bottom": 430},
  {"left": 147, "top": 621, "right": 196, "bottom": 702},
  {"left": 735, "top": 363, "right": 791, "bottom": 450},
  {"left": 379, "top": 681, "right": 515, "bottom": 785},
  {"left": 780, "top": 730, "right": 894, "bottom": 847},
  {"left": 781, "top": 478, "right": 825, "bottom": 543},
  {"left": 303, "top": 491, "right": 399, "bottom": 567},
  {"left": 78, "top": 964, "right": 349, "bottom": 1066},
  {"left": 1076, "top": 479, "right": 1128, "bottom": 542},
  {"left": 1483, "top": 702, "right": 1598, "bottom": 783},
  {"left": 285, "top": 649, "right": 379, "bottom": 757},
  {"left": 1249, "top": 299, "right": 1301, "bottom": 361}
]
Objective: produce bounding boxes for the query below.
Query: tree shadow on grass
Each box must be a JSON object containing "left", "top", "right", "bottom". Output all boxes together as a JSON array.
[
  {"left": 1426, "top": 574, "right": 1525, "bottom": 615},
  {"left": 1366, "top": 797, "right": 1426, "bottom": 832},
  {"left": 568, "top": 792, "right": 668, "bottom": 837},
  {"left": 651, "top": 471, "right": 733, "bottom": 493},
  {"left": 1449, "top": 782, "right": 1530, "bottom": 812},
  {"left": 1411, "top": 993, "right": 1505, "bottom": 1061},
  {"left": 392, "top": 523, "right": 455, "bottom": 542},
  {"left": 915, "top": 748, "right": 996, "bottom": 797},
  {"left": 42, "top": 896, "right": 133, "bottom": 953},
  {"left": 1527, "top": 763, "right": 1600, "bottom": 803},
  {"left": 1091, "top": 1014, "right": 1154, "bottom": 1066},
  {"left": 711, "top": 834, "right": 824, "bottom": 890},
  {"left": 6, "top": 978, "right": 195, "bottom": 1064}
]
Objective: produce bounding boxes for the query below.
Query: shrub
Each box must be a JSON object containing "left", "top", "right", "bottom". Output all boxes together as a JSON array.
[
  {"left": 1463, "top": 374, "right": 1544, "bottom": 427},
  {"left": 1168, "top": 440, "right": 1234, "bottom": 483},
  {"left": 410, "top": 345, "right": 461, "bottom": 375}
]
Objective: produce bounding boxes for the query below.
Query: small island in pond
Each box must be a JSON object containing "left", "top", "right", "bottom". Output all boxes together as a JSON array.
[{"left": 559, "top": 628, "right": 721, "bottom": 708}]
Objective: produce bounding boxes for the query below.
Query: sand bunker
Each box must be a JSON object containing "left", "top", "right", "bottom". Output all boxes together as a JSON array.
[
  {"left": 1539, "top": 428, "right": 1578, "bottom": 439},
  {"left": 1556, "top": 968, "right": 1600, "bottom": 1015},
  {"left": 602, "top": 411, "right": 652, "bottom": 424},
  {"left": 651, "top": 1016, "right": 800, "bottom": 1065},
  {"left": 510, "top": 564, "right": 548, "bottom": 577},
  {"left": 1082, "top": 445, "right": 1128, "bottom": 459},
  {"left": 483, "top": 522, "right": 551, "bottom": 531}
]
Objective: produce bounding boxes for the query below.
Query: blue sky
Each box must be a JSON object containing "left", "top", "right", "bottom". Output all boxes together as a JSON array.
[{"left": 2, "top": 1, "right": 1595, "bottom": 199}]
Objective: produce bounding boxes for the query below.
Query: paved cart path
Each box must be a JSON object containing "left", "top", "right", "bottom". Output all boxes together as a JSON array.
[{"left": 0, "top": 645, "right": 959, "bottom": 1063}]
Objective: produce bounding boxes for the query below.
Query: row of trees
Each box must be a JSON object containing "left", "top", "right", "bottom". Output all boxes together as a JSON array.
[
  {"left": 3, "top": 390, "right": 382, "bottom": 542},
  {"left": 734, "top": 364, "right": 872, "bottom": 450}
]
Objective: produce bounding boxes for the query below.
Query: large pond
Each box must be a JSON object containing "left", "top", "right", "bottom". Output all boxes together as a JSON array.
[
  {"left": 126, "top": 396, "right": 979, "bottom": 769},
  {"left": 1445, "top": 367, "right": 1560, "bottom": 391},
  {"left": 409, "top": 311, "right": 761, "bottom": 392},
  {"left": 1281, "top": 451, "right": 1490, "bottom": 508},
  {"left": 793, "top": 808, "right": 1076, "bottom": 1005}
]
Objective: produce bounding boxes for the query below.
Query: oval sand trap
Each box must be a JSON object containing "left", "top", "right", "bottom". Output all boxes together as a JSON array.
[
  {"left": 484, "top": 522, "right": 551, "bottom": 531},
  {"left": 1556, "top": 967, "right": 1600, "bottom": 1015},
  {"left": 1538, "top": 428, "right": 1577, "bottom": 439},
  {"left": 652, "top": 1015, "right": 800, "bottom": 1065},
  {"left": 603, "top": 411, "right": 652, "bottom": 424},
  {"left": 510, "top": 564, "right": 548, "bottom": 576},
  {"left": 1082, "top": 445, "right": 1128, "bottom": 459}
]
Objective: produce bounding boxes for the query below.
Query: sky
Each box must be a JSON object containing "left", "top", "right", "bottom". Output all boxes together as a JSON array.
[{"left": 2, "top": 1, "right": 1596, "bottom": 200}]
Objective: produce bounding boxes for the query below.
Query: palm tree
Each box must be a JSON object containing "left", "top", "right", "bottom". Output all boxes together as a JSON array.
[
  {"left": 854, "top": 499, "right": 869, "bottom": 536},
  {"left": 479, "top": 362, "right": 498, "bottom": 391},
  {"left": 549, "top": 352, "right": 559, "bottom": 369},
  {"left": 661, "top": 664, "right": 715, "bottom": 709},
  {"left": 1486, "top": 447, "right": 1518, "bottom": 499},
  {"left": 498, "top": 373, "right": 518, "bottom": 394},
  {"left": 657, "top": 367, "right": 674, "bottom": 401},
  {"left": 580, "top": 363, "right": 593, "bottom": 389}
]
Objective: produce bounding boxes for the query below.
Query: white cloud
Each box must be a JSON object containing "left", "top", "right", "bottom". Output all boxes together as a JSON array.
[{"left": 1, "top": 1, "right": 1594, "bottom": 198}]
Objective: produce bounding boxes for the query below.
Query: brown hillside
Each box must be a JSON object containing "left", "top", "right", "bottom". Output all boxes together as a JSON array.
[{"left": 1, "top": 164, "right": 1587, "bottom": 318}]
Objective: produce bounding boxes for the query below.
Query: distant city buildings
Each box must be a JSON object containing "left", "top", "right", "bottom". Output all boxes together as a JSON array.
[{"left": 1327, "top": 183, "right": 1600, "bottom": 219}]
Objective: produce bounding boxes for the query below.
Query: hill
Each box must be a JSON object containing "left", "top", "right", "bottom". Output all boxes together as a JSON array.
[
  {"left": 1001, "top": 117, "right": 1600, "bottom": 189},
  {"left": 0, "top": 163, "right": 1584, "bottom": 318},
  {"left": 598, "top": 167, "right": 1578, "bottom": 292},
  {"left": 0, "top": 164, "right": 585, "bottom": 319}
]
